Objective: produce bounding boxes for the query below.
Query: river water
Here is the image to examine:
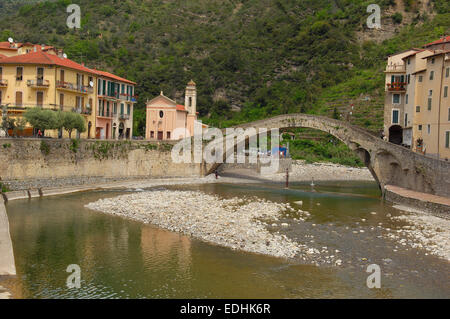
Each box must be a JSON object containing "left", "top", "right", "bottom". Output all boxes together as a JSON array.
[{"left": 2, "top": 181, "right": 449, "bottom": 298}]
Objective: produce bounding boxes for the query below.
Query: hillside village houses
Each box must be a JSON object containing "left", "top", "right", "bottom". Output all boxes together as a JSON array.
[
  {"left": 384, "top": 35, "right": 450, "bottom": 160},
  {"left": 145, "top": 80, "right": 207, "bottom": 140},
  {"left": 0, "top": 39, "right": 136, "bottom": 139}
]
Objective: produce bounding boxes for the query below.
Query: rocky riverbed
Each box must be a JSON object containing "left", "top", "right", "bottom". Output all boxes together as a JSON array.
[
  {"left": 386, "top": 206, "right": 450, "bottom": 261},
  {"left": 85, "top": 190, "right": 321, "bottom": 259}
]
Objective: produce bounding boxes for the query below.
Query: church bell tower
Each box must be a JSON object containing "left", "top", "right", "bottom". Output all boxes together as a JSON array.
[{"left": 185, "top": 80, "right": 197, "bottom": 115}]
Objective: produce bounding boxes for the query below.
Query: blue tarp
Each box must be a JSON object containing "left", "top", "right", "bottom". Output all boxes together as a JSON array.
[{"left": 271, "top": 147, "right": 287, "bottom": 157}]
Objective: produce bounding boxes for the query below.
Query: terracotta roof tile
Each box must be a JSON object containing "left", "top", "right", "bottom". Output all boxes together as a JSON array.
[
  {"left": 424, "top": 36, "right": 450, "bottom": 47},
  {"left": 90, "top": 69, "right": 136, "bottom": 85},
  {"left": 0, "top": 50, "right": 96, "bottom": 74}
]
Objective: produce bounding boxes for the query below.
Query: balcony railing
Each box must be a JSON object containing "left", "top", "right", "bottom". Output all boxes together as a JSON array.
[
  {"left": 0, "top": 79, "right": 7, "bottom": 87},
  {"left": 56, "top": 81, "right": 93, "bottom": 94},
  {"left": 1, "top": 104, "right": 60, "bottom": 111},
  {"left": 27, "top": 78, "right": 50, "bottom": 88},
  {"left": 387, "top": 82, "right": 407, "bottom": 91},
  {"left": 97, "top": 110, "right": 114, "bottom": 118},
  {"left": 119, "top": 94, "right": 138, "bottom": 102},
  {"left": 119, "top": 113, "right": 130, "bottom": 120},
  {"left": 72, "top": 107, "right": 93, "bottom": 115},
  {"left": 385, "top": 64, "right": 406, "bottom": 72}
]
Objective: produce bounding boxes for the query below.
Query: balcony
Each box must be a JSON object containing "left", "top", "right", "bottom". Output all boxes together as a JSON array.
[
  {"left": 27, "top": 78, "right": 50, "bottom": 88},
  {"left": 119, "top": 113, "right": 130, "bottom": 120},
  {"left": 0, "top": 79, "right": 7, "bottom": 87},
  {"left": 56, "top": 81, "right": 93, "bottom": 94},
  {"left": 72, "top": 107, "right": 93, "bottom": 116},
  {"left": 385, "top": 64, "right": 406, "bottom": 73},
  {"left": 387, "top": 82, "right": 407, "bottom": 92},
  {"left": 1, "top": 104, "right": 60, "bottom": 114},
  {"left": 119, "top": 94, "right": 138, "bottom": 102},
  {"left": 97, "top": 110, "right": 114, "bottom": 118}
]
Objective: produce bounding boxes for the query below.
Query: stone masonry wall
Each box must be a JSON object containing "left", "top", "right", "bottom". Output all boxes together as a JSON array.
[{"left": 0, "top": 138, "right": 203, "bottom": 191}]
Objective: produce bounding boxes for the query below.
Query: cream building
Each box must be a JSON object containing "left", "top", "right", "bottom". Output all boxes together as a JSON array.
[
  {"left": 384, "top": 36, "right": 450, "bottom": 160},
  {"left": 145, "top": 80, "right": 202, "bottom": 140}
]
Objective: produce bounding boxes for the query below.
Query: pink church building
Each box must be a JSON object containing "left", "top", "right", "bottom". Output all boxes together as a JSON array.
[{"left": 145, "top": 80, "right": 202, "bottom": 140}]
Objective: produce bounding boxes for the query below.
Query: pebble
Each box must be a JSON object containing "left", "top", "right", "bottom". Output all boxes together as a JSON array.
[{"left": 86, "top": 190, "right": 312, "bottom": 259}]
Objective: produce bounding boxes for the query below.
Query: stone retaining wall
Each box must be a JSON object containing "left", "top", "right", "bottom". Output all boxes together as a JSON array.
[
  {"left": 0, "top": 138, "right": 204, "bottom": 191},
  {"left": 385, "top": 190, "right": 450, "bottom": 218}
]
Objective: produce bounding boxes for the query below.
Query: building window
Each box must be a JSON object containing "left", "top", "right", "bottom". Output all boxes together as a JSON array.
[
  {"left": 407, "top": 58, "right": 410, "bottom": 65},
  {"left": 431, "top": 58, "right": 435, "bottom": 64},
  {"left": 416, "top": 106, "right": 420, "bottom": 112},
  {"left": 120, "top": 103, "right": 124, "bottom": 115},
  {"left": 405, "top": 94, "right": 408, "bottom": 104},
  {"left": 448, "top": 108, "right": 450, "bottom": 121},
  {"left": 15, "top": 91, "right": 23, "bottom": 106},
  {"left": 0, "top": 67, "right": 2, "bottom": 79},
  {"left": 427, "top": 124, "right": 431, "bottom": 134},
  {"left": 392, "top": 94, "right": 400, "bottom": 104},
  {"left": 127, "top": 104, "right": 131, "bottom": 115},
  {"left": 16, "top": 67, "right": 23, "bottom": 81},
  {"left": 446, "top": 67, "right": 450, "bottom": 78},
  {"left": 404, "top": 113, "right": 408, "bottom": 127},
  {"left": 429, "top": 90, "right": 432, "bottom": 96},
  {"left": 446, "top": 131, "right": 450, "bottom": 148},
  {"left": 444, "top": 86, "right": 448, "bottom": 98},
  {"left": 407, "top": 74, "right": 410, "bottom": 84},
  {"left": 167, "top": 131, "right": 171, "bottom": 139},
  {"left": 36, "top": 91, "right": 44, "bottom": 106},
  {"left": 150, "top": 131, "right": 154, "bottom": 139},
  {"left": 430, "top": 71, "right": 434, "bottom": 80},
  {"left": 159, "top": 110, "right": 164, "bottom": 118},
  {"left": 189, "top": 97, "right": 192, "bottom": 107},
  {"left": 392, "top": 109, "right": 399, "bottom": 124},
  {"left": 428, "top": 98, "right": 432, "bottom": 110},
  {"left": 59, "top": 93, "right": 64, "bottom": 110},
  {"left": 418, "top": 125, "right": 422, "bottom": 131},
  {"left": 418, "top": 75, "right": 423, "bottom": 82}
]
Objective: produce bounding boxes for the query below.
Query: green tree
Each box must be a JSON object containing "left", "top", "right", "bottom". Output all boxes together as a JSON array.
[
  {"left": 1, "top": 113, "right": 15, "bottom": 137},
  {"left": 62, "top": 112, "right": 86, "bottom": 138},
  {"left": 24, "top": 108, "right": 57, "bottom": 134},
  {"left": 13, "top": 117, "right": 27, "bottom": 137}
]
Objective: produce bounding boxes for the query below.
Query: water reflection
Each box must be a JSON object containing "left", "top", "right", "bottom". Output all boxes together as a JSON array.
[{"left": 2, "top": 182, "right": 449, "bottom": 299}]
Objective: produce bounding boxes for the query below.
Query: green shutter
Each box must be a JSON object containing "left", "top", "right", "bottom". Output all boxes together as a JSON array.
[{"left": 446, "top": 132, "right": 450, "bottom": 148}]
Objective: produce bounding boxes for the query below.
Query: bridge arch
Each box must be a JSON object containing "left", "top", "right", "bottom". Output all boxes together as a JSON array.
[{"left": 204, "top": 114, "right": 450, "bottom": 198}]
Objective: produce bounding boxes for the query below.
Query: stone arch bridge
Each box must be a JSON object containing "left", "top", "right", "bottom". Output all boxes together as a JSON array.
[{"left": 204, "top": 114, "right": 450, "bottom": 198}]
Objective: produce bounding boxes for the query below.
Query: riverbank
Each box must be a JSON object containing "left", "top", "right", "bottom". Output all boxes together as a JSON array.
[{"left": 221, "top": 160, "right": 375, "bottom": 182}]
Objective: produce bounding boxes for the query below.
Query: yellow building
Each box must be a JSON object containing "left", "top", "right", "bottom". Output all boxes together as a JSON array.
[
  {"left": 384, "top": 36, "right": 450, "bottom": 160},
  {"left": 0, "top": 40, "right": 136, "bottom": 139}
]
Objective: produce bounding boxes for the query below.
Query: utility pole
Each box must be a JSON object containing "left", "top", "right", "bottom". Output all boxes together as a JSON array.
[{"left": 285, "top": 167, "right": 289, "bottom": 188}]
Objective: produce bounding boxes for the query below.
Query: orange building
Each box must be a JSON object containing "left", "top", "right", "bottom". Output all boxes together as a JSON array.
[{"left": 145, "top": 80, "right": 201, "bottom": 140}]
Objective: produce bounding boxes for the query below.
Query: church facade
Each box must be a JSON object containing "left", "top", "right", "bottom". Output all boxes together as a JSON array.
[{"left": 145, "top": 80, "right": 201, "bottom": 140}]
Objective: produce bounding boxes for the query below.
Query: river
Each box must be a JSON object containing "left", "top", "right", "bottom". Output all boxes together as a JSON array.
[{"left": 1, "top": 181, "right": 449, "bottom": 298}]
